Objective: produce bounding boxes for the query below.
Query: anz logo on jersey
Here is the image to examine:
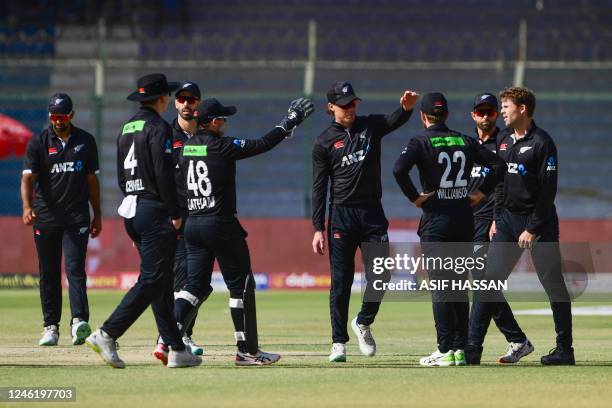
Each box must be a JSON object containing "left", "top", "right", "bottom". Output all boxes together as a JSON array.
[
  {"left": 508, "top": 162, "right": 528, "bottom": 176},
  {"left": 50, "top": 160, "right": 84, "bottom": 174},
  {"left": 471, "top": 165, "right": 490, "bottom": 178},
  {"left": 341, "top": 144, "right": 371, "bottom": 167},
  {"left": 546, "top": 156, "right": 557, "bottom": 171}
]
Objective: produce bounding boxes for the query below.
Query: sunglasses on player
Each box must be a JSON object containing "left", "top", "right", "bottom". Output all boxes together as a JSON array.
[
  {"left": 474, "top": 108, "right": 498, "bottom": 118},
  {"left": 176, "top": 95, "right": 199, "bottom": 105},
  {"left": 49, "top": 113, "right": 71, "bottom": 122}
]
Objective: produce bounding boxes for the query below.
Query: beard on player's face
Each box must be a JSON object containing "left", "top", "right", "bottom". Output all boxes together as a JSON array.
[
  {"left": 477, "top": 119, "right": 495, "bottom": 132},
  {"left": 52, "top": 122, "right": 69, "bottom": 132},
  {"left": 179, "top": 111, "right": 195, "bottom": 121}
]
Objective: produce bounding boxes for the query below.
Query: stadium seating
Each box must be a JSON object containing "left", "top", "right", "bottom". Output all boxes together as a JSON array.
[
  {"left": 0, "top": 26, "right": 54, "bottom": 57},
  {"left": 0, "top": 1, "right": 610, "bottom": 217},
  {"left": 1, "top": 1, "right": 610, "bottom": 61}
]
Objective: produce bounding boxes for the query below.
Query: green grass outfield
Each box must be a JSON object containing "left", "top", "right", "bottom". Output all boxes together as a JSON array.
[{"left": 1, "top": 290, "right": 611, "bottom": 407}]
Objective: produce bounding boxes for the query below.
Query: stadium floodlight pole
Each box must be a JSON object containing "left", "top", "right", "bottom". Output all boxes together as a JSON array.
[
  {"left": 94, "top": 17, "right": 106, "bottom": 155},
  {"left": 303, "top": 19, "right": 317, "bottom": 217},
  {"left": 304, "top": 19, "right": 316, "bottom": 97},
  {"left": 513, "top": 19, "right": 527, "bottom": 87}
]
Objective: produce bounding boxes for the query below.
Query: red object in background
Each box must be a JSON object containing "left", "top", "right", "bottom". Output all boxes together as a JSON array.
[
  {"left": 1, "top": 217, "right": 612, "bottom": 290},
  {"left": 0, "top": 113, "right": 34, "bottom": 159}
]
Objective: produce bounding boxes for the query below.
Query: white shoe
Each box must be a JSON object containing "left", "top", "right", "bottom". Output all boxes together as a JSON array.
[
  {"left": 351, "top": 317, "right": 376, "bottom": 357},
  {"left": 39, "top": 325, "right": 59, "bottom": 346},
  {"left": 328, "top": 343, "right": 347, "bottom": 363},
  {"left": 235, "top": 350, "right": 281, "bottom": 366},
  {"left": 419, "top": 349, "right": 455, "bottom": 367},
  {"left": 167, "top": 347, "right": 202, "bottom": 368},
  {"left": 71, "top": 319, "right": 91, "bottom": 346},
  {"left": 86, "top": 329, "right": 125, "bottom": 369},
  {"left": 498, "top": 339, "right": 534, "bottom": 364},
  {"left": 183, "top": 336, "right": 204, "bottom": 356}
]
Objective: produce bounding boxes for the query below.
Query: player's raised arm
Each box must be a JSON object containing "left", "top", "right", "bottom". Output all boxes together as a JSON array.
[
  {"left": 373, "top": 90, "right": 419, "bottom": 138},
  {"left": 216, "top": 98, "right": 314, "bottom": 160}
]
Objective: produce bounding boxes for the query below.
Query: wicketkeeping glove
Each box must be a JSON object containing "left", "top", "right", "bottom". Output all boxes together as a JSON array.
[{"left": 276, "top": 98, "right": 315, "bottom": 135}]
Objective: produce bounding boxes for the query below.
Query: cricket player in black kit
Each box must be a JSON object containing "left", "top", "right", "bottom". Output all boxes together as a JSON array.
[
  {"left": 172, "top": 97, "right": 314, "bottom": 366},
  {"left": 471, "top": 87, "right": 574, "bottom": 365},
  {"left": 153, "top": 82, "right": 204, "bottom": 361},
  {"left": 311, "top": 81, "right": 419, "bottom": 362},
  {"left": 21, "top": 93, "right": 101, "bottom": 347},
  {"left": 393, "top": 92, "right": 505, "bottom": 367},
  {"left": 86, "top": 74, "right": 201, "bottom": 369},
  {"left": 465, "top": 93, "right": 529, "bottom": 365}
]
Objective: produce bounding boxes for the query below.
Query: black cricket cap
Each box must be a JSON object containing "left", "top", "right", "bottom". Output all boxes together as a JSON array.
[
  {"left": 196, "top": 98, "right": 237, "bottom": 123},
  {"left": 127, "top": 73, "right": 180, "bottom": 102},
  {"left": 420, "top": 92, "right": 448, "bottom": 115},
  {"left": 473, "top": 93, "right": 498, "bottom": 110},
  {"left": 176, "top": 82, "right": 201, "bottom": 99},
  {"left": 48, "top": 93, "right": 73, "bottom": 114},
  {"left": 327, "top": 81, "right": 361, "bottom": 106}
]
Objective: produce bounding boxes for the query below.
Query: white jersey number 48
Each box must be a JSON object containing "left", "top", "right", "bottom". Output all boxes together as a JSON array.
[{"left": 187, "top": 160, "right": 212, "bottom": 197}]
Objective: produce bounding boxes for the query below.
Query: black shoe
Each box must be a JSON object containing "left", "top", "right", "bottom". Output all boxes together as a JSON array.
[
  {"left": 541, "top": 347, "right": 575, "bottom": 365},
  {"left": 465, "top": 344, "right": 483, "bottom": 365}
]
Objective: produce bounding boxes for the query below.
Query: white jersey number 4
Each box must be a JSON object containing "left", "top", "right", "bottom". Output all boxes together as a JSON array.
[
  {"left": 187, "top": 160, "right": 212, "bottom": 197},
  {"left": 123, "top": 142, "right": 138, "bottom": 175}
]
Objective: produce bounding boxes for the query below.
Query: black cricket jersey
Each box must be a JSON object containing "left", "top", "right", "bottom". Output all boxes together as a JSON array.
[
  {"left": 179, "top": 127, "right": 288, "bottom": 217},
  {"left": 171, "top": 118, "right": 194, "bottom": 213},
  {"left": 116, "top": 107, "right": 180, "bottom": 218},
  {"left": 311, "top": 106, "right": 413, "bottom": 231},
  {"left": 393, "top": 123, "right": 505, "bottom": 212},
  {"left": 467, "top": 127, "right": 500, "bottom": 221},
  {"left": 494, "top": 122, "right": 558, "bottom": 234},
  {"left": 23, "top": 125, "right": 99, "bottom": 226}
]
